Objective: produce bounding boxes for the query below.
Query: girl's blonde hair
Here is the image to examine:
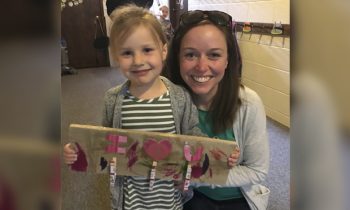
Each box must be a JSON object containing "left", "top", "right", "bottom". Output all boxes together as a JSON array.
[{"left": 110, "top": 4, "right": 167, "bottom": 58}]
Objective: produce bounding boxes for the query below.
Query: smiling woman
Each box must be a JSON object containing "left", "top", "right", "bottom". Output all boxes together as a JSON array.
[
  {"left": 179, "top": 24, "right": 228, "bottom": 109},
  {"left": 165, "top": 10, "right": 269, "bottom": 210}
]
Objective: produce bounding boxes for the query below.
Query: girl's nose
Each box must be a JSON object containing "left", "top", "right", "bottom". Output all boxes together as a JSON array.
[{"left": 133, "top": 52, "right": 144, "bottom": 66}]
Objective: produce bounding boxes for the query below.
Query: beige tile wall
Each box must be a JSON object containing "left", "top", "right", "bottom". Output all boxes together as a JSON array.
[{"left": 190, "top": 0, "right": 290, "bottom": 127}]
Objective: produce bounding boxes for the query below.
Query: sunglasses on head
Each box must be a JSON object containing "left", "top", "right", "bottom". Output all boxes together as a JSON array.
[{"left": 179, "top": 10, "right": 233, "bottom": 30}]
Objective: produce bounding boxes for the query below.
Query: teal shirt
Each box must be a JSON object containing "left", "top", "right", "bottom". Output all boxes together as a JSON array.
[{"left": 196, "top": 109, "right": 243, "bottom": 200}]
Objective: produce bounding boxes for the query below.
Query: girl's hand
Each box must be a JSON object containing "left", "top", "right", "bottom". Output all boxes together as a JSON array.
[
  {"left": 227, "top": 147, "right": 240, "bottom": 168},
  {"left": 63, "top": 143, "right": 78, "bottom": 165}
]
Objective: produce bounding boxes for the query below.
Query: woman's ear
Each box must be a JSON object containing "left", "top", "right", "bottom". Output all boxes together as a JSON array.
[{"left": 162, "top": 43, "right": 168, "bottom": 61}]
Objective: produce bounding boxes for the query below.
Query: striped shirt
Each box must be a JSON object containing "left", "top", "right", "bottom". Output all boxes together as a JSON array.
[
  {"left": 124, "top": 177, "right": 182, "bottom": 210},
  {"left": 121, "top": 90, "right": 181, "bottom": 210},
  {"left": 121, "top": 90, "right": 176, "bottom": 133}
]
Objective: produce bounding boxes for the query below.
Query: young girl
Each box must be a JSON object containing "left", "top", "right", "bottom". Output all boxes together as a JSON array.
[{"left": 64, "top": 4, "right": 204, "bottom": 210}]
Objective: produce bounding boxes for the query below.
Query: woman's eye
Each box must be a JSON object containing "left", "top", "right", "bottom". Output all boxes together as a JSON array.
[
  {"left": 209, "top": 53, "right": 221, "bottom": 59},
  {"left": 184, "top": 52, "right": 196, "bottom": 59}
]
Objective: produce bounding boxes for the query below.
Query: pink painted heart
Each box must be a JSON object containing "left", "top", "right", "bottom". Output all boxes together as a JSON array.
[{"left": 143, "top": 139, "right": 172, "bottom": 161}]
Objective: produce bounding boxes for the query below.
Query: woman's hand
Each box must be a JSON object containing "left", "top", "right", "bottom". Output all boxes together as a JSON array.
[
  {"left": 227, "top": 147, "right": 240, "bottom": 168},
  {"left": 63, "top": 143, "right": 78, "bottom": 165}
]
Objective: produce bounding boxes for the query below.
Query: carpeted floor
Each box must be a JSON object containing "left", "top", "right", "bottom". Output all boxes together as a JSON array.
[{"left": 62, "top": 67, "right": 290, "bottom": 210}]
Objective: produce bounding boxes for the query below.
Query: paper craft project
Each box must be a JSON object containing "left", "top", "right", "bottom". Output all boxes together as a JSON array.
[
  {"left": 62, "top": 124, "right": 238, "bottom": 210},
  {"left": 67, "top": 124, "right": 237, "bottom": 184}
]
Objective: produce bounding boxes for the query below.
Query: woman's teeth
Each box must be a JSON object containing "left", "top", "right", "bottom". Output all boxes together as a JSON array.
[{"left": 192, "top": 76, "right": 211, "bottom": 83}]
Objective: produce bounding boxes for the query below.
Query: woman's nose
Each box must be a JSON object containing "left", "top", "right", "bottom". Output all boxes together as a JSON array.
[{"left": 195, "top": 56, "right": 209, "bottom": 72}]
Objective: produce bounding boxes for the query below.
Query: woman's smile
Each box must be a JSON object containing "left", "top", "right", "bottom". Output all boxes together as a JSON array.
[{"left": 191, "top": 75, "right": 213, "bottom": 83}]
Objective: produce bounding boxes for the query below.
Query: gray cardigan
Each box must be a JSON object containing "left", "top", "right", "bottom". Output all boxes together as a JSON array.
[
  {"left": 101, "top": 76, "right": 204, "bottom": 210},
  {"left": 102, "top": 76, "right": 203, "bottom": 136},
  {"left": 191, "top": 86, "right": 270, "bottom": 210}
]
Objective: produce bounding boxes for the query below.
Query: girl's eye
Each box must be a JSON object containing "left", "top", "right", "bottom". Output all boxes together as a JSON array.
[
  {"left": 121, "top": 50, "right": 133, "bottom": 56},
  {"left": 143, "top": 48, "right": 154, "bottom": 53}
]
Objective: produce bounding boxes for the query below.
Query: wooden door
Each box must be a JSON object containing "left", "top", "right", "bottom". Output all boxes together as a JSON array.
[{"left": 62, "top": 0, "right": 109, "bottom": 68}]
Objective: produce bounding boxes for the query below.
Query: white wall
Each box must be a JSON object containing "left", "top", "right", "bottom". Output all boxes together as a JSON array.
[
  {"left": 189, "top": 0, "right": 290, "bottom": 127},
  {"left": 189, "top": 0, "right": 289, "bottom": 24}
]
